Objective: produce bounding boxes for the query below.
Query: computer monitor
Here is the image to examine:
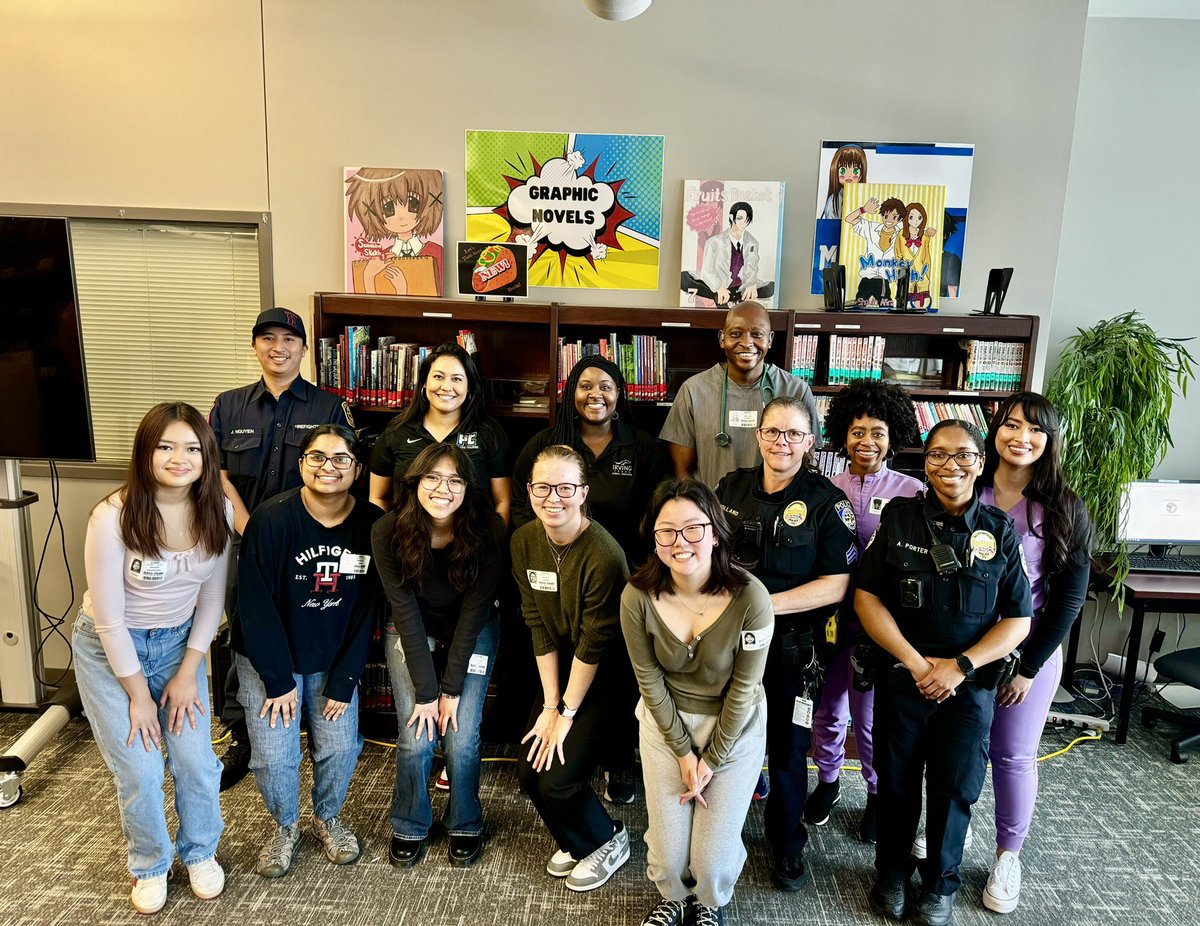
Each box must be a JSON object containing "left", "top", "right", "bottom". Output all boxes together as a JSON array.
[{"left": 1117, "top": 480, "right": 1200, "bottom": 546}]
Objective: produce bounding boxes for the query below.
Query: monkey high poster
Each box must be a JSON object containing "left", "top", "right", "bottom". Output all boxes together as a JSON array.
[
  {"left": 465, "top": 130, "right": 664, "bottom": 290},
  {"left": 344, "top": 167, "right": 445, "bottom": 296},
  {"left": 679, "top": 179, "right": 785, "bottom": 309}
]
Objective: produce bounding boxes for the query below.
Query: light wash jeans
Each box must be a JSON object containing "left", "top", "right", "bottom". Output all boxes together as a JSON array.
[
  {"left": 385, "top": 618, "right": 498, "bottom": 838},
  {"left": 235, "top": 654, "right": 363, "bottom": 826},
  {"left": 73, "top": 613, "right": 223, "bottom": 879}
]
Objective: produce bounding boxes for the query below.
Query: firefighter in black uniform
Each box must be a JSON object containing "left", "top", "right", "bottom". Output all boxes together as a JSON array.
[
  {"left": 856, "top": 419, "right": 1031, "bottom": 926},
  {"left": 715, "top": 395, "right": 857, "bottom": 892}
]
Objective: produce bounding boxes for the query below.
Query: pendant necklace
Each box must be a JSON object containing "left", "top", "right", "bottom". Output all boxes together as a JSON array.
[
  {"left": 672, "top": 590, "right": 711, "bottom": 619},
  {"left": 545, "top": 527, "right": 580, "bottom": 573}
]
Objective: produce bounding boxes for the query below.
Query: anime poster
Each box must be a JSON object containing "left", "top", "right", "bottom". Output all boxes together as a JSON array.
[
  {"left": 810, "top": 142, "right": 973, "bottom": 297},
  {"left": 839, "top": 182, "right": 946, "bottom": 310},
  {"left": 465, "top": 130, "right": 664, "bottom": 290},
  {"left": 679, "top": 179, "right": 785, "bottom": 309},
  {"left": 344, "top": 167, "right": 445, "bottom": 296}
]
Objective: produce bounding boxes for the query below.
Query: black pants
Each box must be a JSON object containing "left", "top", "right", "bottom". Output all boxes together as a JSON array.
[
  {"left": 219, "top": 537, "right": 244, "bottom": 727},
  {"left": 763, "top": 625, "right": 824, "bottom": 859},
  {"left": 680, "top": 272, "right": 775, "bottom": 304},
  {"left": 874, "top": 665, "right": 995, "bottom": 895},
  {"left": 516, "top": 652, "right": 620, "bottom": 859}
]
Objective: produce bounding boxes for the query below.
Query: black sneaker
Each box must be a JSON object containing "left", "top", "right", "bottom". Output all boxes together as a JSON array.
[
  {"left": 692, "top": 901, "right": 725, "bottom": 926},
  {"left": 859, "top": 793, "right": 877, "bottom": 843},
  {"left": 640, "top": 897, "right": 689, "bottom": 926},
  {"left": 804, "top": 778, "right": 841, "bottom": 825},
  {"left": 913, "top": 889, "right": 955, "bottom": 926},
  {"left": 868, "top": 876, "right": 913, "bottom": 921},
  {"left": 220, "top": 726, "right": 251, "bottom": 792},
  {"left": 389, "top": 834, "right": 426, "bottom": 868},
  {"left": 603, "top": 766, "right": 637, "bottom": 805},
  {"left": 771, "top": 852, "right": 810, "bottom": 892}
]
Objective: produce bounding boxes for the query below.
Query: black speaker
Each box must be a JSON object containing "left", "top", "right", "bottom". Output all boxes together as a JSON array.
[{"left": 822, "top": 265, "right": 845, "bottom": 312}]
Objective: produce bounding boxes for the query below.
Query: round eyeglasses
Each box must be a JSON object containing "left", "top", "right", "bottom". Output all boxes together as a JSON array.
[{"left": 419, "top": 473, "right": 466, "bottom": 494}]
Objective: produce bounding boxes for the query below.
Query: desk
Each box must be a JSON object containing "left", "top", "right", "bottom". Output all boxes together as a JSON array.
[{"left": 1064, "top": 567, "right": 1200, "bottom": 745}]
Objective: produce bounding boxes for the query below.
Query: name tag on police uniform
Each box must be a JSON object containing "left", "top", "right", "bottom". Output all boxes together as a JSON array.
[
  {"left": 528, "top": 570, "right": 558, "bottom": 592},
  {"left": 338, "top": 552, "right": 371, "bottom": 575},
  {"left": 728, "top": 410, "right": 758, "bottom": 429},
  {"left": 130, "top": 558, "right": 167, "bottom": 582}
]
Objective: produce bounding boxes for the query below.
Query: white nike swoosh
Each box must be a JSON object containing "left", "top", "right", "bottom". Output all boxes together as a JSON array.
[{"left": 406, "top": 438, "right": 423, "bottom": 444}]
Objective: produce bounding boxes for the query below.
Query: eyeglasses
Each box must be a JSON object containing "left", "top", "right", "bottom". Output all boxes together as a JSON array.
[
  {"left": 924, "top": 450, "right": 983, "bottom": 467},
  {"left": 302, "top": 451, "right": 356, "bottom": 470},
  {"left": 419, "top": 473, "right": 466, "bottom": 494},
  {"left": 756, "top": 427, "right": 811, "bottom": 444},
  {"left": 653, "top": 523, "right": 712, "bottom": 546},
  {"left": 529, "top": 482, "right": 584, "bottom": 499}
]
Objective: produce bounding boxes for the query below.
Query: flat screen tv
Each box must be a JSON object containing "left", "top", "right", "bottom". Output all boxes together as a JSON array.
[{"left": 0, "top": 215, "right": 95, "bottom": 462}]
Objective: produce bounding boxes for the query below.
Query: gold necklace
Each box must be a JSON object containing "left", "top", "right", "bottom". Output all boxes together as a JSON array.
[{"left": 672, "top": 590, "right": 712, "bottom": 619}]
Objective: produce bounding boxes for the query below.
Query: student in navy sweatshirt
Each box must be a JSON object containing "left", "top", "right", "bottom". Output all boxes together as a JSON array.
[{"left": 233, "top": 424, "right": 381, "bottom": 880}]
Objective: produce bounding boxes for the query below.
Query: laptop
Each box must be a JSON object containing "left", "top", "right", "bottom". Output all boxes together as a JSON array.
[{"left": 1117, "top": 480, "right": 1200, "bottom": 574}]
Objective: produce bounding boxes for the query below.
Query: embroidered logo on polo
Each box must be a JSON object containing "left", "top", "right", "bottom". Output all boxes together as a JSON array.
[
  {"left": 456, "top": 432, "right": 479, "bottom": 450},
  {"left": 611, "top": 459, "right": 633, "bottom": 477},
  {"left": 835, "top": 500, "right": 857, "bottom": 532}
]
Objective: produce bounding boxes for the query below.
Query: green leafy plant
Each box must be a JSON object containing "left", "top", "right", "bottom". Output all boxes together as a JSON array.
[{"left": 1047, "top": 311, "right": 1196, "bottom": 593}]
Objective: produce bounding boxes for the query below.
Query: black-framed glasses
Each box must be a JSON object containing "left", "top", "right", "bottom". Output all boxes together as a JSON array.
[
  {"left": 529, "top": 482, "right": 583, "bottom": 499},
  {"left": 653, "top": 523, "right": 712, "bottom": 546},
  {"left": 924, "top": 450, "right": 983, "bottom": 467},
  {"left": 757, "top": 427, "right": 811, "bottom": 444},
  {"left": 302, "top": 451, "right": 356, "bottom": 470},
  {"left": 419, "top": 473, "right": 466, "bottom": 494}
]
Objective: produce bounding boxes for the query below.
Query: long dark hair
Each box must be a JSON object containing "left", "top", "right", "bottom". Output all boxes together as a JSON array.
[
  {"left": 981, "top": 392, "right": 1092, "bottom": 571},
  {"left": 822, "top": 380, "right": 920, "bottom": 455},
  {"left": 395, "top": 342, "right": 496, "bottom": 439},
  {"left": 105, "top": 402, "right": 231, "bottom": 558},
  {"left": 388, "top": 443, "right": 497, "bottom": 592},
  {"left": 549, "top": 355, "right": 636, "bottom": 446},
  {"left": 630, "top": 479, "right": 749, "bottom": 597}
]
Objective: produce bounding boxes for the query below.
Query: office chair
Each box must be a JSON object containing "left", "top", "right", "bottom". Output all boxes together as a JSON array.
[{"left": 1141, "top": 647, "right": 1200, "bottom": 764}]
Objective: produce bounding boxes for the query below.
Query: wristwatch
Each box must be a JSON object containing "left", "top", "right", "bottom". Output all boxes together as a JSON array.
[
  {"left": 954, "top": 654, "right": 976, "bottom": 679},
  {"left": 559, "top": 701, "right": 578, "bottom": 719}
]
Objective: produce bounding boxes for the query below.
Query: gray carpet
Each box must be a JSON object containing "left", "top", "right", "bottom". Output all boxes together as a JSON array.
[{"left": 1, "top": 700, "right": 1196, "bottom": 926}]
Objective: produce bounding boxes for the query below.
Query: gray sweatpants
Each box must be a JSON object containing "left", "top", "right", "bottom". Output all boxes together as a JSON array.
[{"left": 637, "top": 697, "right": 767, "bottom": 909}]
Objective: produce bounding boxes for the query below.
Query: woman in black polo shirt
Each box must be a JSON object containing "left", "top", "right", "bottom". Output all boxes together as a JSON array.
[{"left": 369, "top": 342, "right": 510, "bottom": 524}]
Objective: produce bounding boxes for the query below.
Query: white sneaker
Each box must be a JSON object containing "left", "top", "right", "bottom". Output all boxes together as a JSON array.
[
  {"left": 565, "top": 821, "right": 630, "bottom": 892},
  {"left": 912, "top": 822, "right": 973, "bottom": 859},
  {"left": 130, "top": 872, "right": 169, "bottom": 914},
  {"left": 983, "top": 850, "right": 1022, "bottom": 913},
  {"left": 546, "top": 848, "right": 577, "bottom": 877},
  {"left": 185, "top": 858, "right": 225, "bottom": 900}
]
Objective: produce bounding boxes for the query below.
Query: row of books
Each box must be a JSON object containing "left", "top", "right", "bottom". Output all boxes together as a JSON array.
[
  {"left": 913, "top": 400, "right": 997, "bottom": 438},
  {"left": 317, "top": 327, "right": 480, "bottom": 407},
  {"left": 557, "top": 334, "right": 669, "bottom": 401},
  {"left": 790, "top": 334, "right": 819, "bottom": 384},
  {"left": 812, "top": 449, "right": 849, "bottom": 480},
  {"left": 959, "top": 340, "right": 1025, "bottom": 391},
  {"left": 358, "top": 661, "right": 395, "bottom": 713},
  {"left": 827, "top": 334, "right": 887, "bottom": 385}
]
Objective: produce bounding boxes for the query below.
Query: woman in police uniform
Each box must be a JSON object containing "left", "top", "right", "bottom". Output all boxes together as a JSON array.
[
  {"left": 714, "top": 395, "right": 856, "bottom": 892},
  {"left": 855, "top": 419, "right": 1032, "bottom": 926}
]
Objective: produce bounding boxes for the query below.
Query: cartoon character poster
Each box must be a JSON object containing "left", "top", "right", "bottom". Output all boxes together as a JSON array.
[
  {"left": 679, "top": 179, "right": 785, "bottom": 309},
  {"left": 344, "top": 167, "right": 445, "bottom": 296},
  {"left": 465, "top": 130, "right": 664, "bottom": 290},
  {"left": 839, "top": 183, "right": 946, "bottom": 310},
  {"left": 811, "top": 142, "right": 973, "bottom": 298}
]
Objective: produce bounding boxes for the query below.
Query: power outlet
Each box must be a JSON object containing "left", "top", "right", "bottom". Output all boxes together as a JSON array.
[{"left": 1045, "top": 711, "right": 1111, "bottom": 733}]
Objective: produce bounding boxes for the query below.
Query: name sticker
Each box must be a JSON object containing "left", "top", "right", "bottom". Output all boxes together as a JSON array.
[
  {"left": 528, "top": 570, "right": 558, "bottom": 592},
  {"left": 130, "top": 558, "right": 167, "bottom": 582},
  {"left": 467, "top": 653, "right": 489, "bottom": 676},
  {"left": 793, "top": 696, "right": 814, "bottom": 728},
  {"left": 741, "top": 628, "right": 771, "bottom": 651},
  {"left": 728, "top": 409, "right": 758, "bottom": 429},
  {"left": 869, "top": 496, "right": 889, "bottom": 515},
  {"left": 339, "top": 552, "right": 371, "bottom": 575},
  {"left": 970, "top": 530, "right": 997, "bottom": 562}
]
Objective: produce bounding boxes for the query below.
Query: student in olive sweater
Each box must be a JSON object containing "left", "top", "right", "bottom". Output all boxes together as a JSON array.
[
  {"left": 511, "top": 444, "right": 632, "bottom": 894},
  {"left": 622, "top": 479, "right": 772, "bottom": 926}
]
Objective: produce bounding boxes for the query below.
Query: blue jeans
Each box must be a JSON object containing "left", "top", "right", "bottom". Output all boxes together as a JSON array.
[
  {"left": 385, "top": 618, "right": 498, "bottom": 838},
  {"left": 72, "top": 614, "right": 223, "bottom": 879},
  {"left": 235, "top": 654, "right": 363, "bottom": 826}
]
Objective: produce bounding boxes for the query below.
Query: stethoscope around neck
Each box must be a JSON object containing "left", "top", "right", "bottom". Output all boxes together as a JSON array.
[{"left": 715, "top": 366, "right": 775, "bottom": 447}]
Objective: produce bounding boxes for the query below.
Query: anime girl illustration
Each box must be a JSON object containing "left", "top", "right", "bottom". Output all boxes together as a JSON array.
[
  {"left": 893, "top": 202, "right": 938, "bottom": 309},
  {"left": 344, "top": 167, "right": 445, "bottom": 296},
  {"left": 820, "top": 145, "right": 868, "bottom": 220}
]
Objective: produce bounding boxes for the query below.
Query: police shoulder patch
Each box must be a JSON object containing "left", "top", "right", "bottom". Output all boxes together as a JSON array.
[{"left": 835, "top": 499, "right": 857, "bottom": 532}]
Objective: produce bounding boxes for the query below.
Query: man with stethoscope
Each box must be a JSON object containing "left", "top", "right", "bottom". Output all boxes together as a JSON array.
[{"left": 660, "top": 302, "right": 821, "bottom": 489}]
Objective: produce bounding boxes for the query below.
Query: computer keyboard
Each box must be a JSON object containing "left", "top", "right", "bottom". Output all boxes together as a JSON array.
[{"left": 1126, "top": 553, "right": 1200, "bottom": 574}]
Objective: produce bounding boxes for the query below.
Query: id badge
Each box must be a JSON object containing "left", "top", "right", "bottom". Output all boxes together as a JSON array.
[
  {"left": 339, "top": 552, "right": 370, "bottom": 575},
  {"left": 527, "top": 570, "right": 558, "bottom": 592},
  {"left": 467, "top": 653, "right": 489, "bottom": 675},
  {"left": 728, "top": 409, "right": 758, "bottom": 429},
  {"left": 792, "top": 696, "right": 814, "bottom": 728},
  {"left": 131, "top": 558, "right": 167, "bottom": 582}
]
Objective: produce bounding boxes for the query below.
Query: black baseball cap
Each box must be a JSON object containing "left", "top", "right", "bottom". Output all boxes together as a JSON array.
[{"left": 252, "top": 307, "right": 307, "bottom": 343}]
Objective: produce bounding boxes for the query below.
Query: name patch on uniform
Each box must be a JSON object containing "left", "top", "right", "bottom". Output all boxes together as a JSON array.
[
  {"left": 835, "top": 499, "right": 857, "bottom": 532},
  {"left": 456, "top": 432, "right": 479, "bottom": 450},
  {"left": 611, "top": 459, "right": 633, "bottom": 477},
  {"left": 721, "top": 503, "right": 740, "bottom": 518},
  {"left": 527, "top": 570, "right": 558, "bottom": 592},
  {"left": 741, "top": 628, "right": 771, "bottom": 651},
  {"left": 467, "top": 653, "right": 489, "bottom": 675},
  {"left": 338, "top": 552, "right": 371, "bottom": 575},
  {"left": 970, "top": 530, "right": 997, "bottom": 561},
  {"left": 900, "top": 541, "right": 929, "bottom": 555},
  {"left": 869, "top": 496, "right": 889, "bottom": 515},
  {"left": 130, "top": 558, "right": 167, "bottom": 582},
  {"left": 782, "top": 501, "right": 807, "bottom": 527},
  {"left": 728, "top": 409, "right": 758, "bottom": 429}
]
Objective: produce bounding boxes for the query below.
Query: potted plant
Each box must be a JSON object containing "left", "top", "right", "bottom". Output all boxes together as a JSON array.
[{"left": 1046, "top": 310, "right": 1196, "bottom": 588}]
